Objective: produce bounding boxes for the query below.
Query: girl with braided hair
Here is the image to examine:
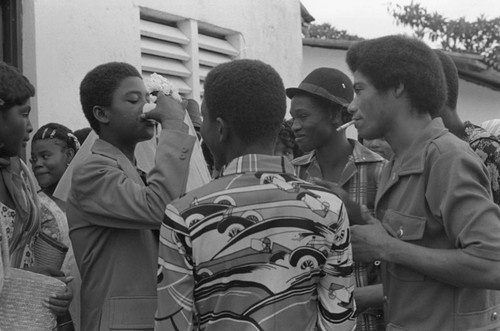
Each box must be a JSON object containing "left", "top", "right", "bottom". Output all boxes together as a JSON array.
[{"left": 30, "top": 122, "right": 81, "bottom": 329}]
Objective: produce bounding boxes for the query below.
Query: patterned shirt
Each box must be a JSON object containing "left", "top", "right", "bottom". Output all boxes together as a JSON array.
[
  {"left": 464, "top": 121, "right": 500, "bottom": 206},
  {"left": 293, "top": 140, "right": 387, "bottom": 331},
  {"left": 156, "top": 154, "right": 356, "bottom": 331},
  {"left": 0, "top": 158, "right": 39, "bottom": 269}
]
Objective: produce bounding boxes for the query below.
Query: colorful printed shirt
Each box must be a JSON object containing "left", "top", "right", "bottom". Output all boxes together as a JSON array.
[
  {"left": 156, "top": 154, "right": 356, "bottom": 331},
  {"left": 0, "top": 202, "right": 35, "bottom": 268},
  {"left": 464, "top": 121, "right": 500, "bottom": 206},
  {"left": 293, "top": 140, "right": 387, "bottom": 331}
]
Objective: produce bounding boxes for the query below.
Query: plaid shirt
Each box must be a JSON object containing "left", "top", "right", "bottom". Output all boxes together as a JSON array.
[{"left": 293, "top": 139, "right": 388, "bottom": 331}]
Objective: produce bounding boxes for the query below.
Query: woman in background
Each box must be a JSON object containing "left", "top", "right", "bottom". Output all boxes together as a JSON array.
[
  {"left": 0, "top": 61, "right": 73, "bottom": 330},
  {"left": 31, "top": 122, "right": 81, "bottom": 330}
]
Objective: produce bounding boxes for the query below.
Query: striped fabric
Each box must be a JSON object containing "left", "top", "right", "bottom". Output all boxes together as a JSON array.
[
  {"left": 156, "top": 154, "right": 357, "bottom": 331},
  {"left": 293, "top": 140, "right": 388, "bottom": 331}
]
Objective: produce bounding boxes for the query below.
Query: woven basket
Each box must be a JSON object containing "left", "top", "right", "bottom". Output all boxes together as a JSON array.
[
  {"left": 33, "top": 231, "right": 68, "bottom": 271},
  {"left": 0, "top": 223, "right": 66, "bottom": 330}
]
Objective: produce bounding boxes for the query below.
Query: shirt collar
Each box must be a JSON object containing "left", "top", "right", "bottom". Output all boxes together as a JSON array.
[
  {"left": 291, "top": 139, "right": 385, "bottom": 167},
  {"left": 351, "top": 139, "right": 386, "bottom": 163},
  {"left": 91, "top": 139, "right": 144, "bottom": 182},
  {"left": 92, "top": 138, "right": 128, "bottom": 161},
  {"left": 396, "top": 118, "right": 448, "bottom": 175},
  {"left": 222, "top": 154, "right": 295, "bottom": 176}
]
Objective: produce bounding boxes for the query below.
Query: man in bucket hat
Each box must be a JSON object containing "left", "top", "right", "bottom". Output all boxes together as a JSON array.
[{"left": 288, "top": 67, "right": 387, "bottom": 331}]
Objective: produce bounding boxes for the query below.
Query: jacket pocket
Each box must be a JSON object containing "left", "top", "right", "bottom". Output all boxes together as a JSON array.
[
  {"left": 99, "top": 296, "right": 156, "bottom": 330},
  {"left": 382, "top": 209, "right": 426, "bottom": 282},
  {"left": 382, "top": 209, "right": 426, "bottom": 241},
  {"left": 455, "top": 302, "right": 500, "bottom": 331}
]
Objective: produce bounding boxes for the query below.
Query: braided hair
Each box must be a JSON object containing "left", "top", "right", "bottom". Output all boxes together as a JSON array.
[{"left": 32, "top": 123, "right": 80, "bottom": 152}]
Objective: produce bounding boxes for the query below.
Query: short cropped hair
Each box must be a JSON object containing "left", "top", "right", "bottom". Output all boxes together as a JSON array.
[
  {"left": 80, "top": 62, "right": 142, "bottom": 134},
  {"left": 73, "top": 127, "right": 92, "bottom": 145},
  {"left": 0, "top": 62, "right": 35, "bottom": 112},
  {"left": 434, "top": 50, "right": 459, "bottom": 110},
  {"left": 203, "top": 59, "right": 286, "bottom": 145},
  {"left": 346, "top": 35, "right": 445, "bottom": 116}
]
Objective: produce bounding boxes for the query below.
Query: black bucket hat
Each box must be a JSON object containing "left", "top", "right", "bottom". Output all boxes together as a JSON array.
[{"left": 286, "top": 67, "right": 353, "bottom": 107}]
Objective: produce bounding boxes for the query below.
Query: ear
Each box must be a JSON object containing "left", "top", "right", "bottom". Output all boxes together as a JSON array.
[
  {"left": 392, "top": 82, "right": 405, "bottom": 98},
  {"left": 65, "top": 148, "right": 76, "bottom": 165},
  {"left": 215, "top": 117, "right": 229, "bottom": 143},
  {"left": 329, "top": 107, "right": 343, "bottom": 125},
  {"left": 93, "top": 105, "right": 109, "bottom": 125}
]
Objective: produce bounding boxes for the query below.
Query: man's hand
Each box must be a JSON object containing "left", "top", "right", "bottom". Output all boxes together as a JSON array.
[
  {"left": 29, "top": 267, "right": 73, "bottom": 316},
  {"left": 141, "top": 92, "right": 187, "bottom": 131},
  {"left": 0, "top": 157, "right": 10, "bottom": 168},
  {"left": 44, "top": 280, "right": 73, "bottom": 317},
  {"left": 354, "top": 284, "right": 384, "bottom": 313},
  {"left": 351, "top": 205, "right": 392, "bottom": 262}
]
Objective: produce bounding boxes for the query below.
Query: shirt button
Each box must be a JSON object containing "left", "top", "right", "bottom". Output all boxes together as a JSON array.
[
  {"left": 492, "top": 312, "right": 498, "bottom": 321},
  {"left": 397, "top": 226, "right": 404, "bottom": 238},
  {"left": 180, "top": 153, "right": 186, "bottom": 160},
  {"left": 181, "top": 147, "right": 188, "bottom": 153}
]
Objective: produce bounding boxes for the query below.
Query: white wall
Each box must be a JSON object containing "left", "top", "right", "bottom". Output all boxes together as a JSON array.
[
  {"left": 22, "top": 0, "right": 303, "bottom": 132},
  {"left": 302, "top": 46, "right": 351, "bottom": 81},
  {"left": 457, "top": 80, "right": 500, "bottom": 125}
]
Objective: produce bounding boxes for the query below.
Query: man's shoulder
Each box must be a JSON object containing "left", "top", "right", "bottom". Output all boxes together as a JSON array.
[
  {"left": 72, "top": 152, "right": 119, "bottom": 180},
  {"left": 168, "top": 175, "right": 236, "bottom": 210},
  {"left": 429, "top": 130, "right": 472, "bottom": 154},
  {"left": 169, "top": 172, "right": 343, "bottom": 212}
]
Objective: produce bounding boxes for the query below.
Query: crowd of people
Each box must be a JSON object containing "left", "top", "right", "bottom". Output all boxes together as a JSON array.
[{"left": 1, "top": 33, "right": 500, "bottom": 331}]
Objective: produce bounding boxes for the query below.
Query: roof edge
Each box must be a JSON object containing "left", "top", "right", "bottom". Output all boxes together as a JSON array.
[{"left": 302, "top": 38, "right": 500, "bottom": 91}]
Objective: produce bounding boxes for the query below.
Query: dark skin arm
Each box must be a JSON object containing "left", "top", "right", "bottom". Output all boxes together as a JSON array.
[{"left": 29, "top": 266, "right": 73, "bottom": 317}]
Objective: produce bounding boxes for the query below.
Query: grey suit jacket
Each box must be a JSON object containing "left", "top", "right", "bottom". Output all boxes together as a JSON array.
[{"left": 67, "top": 129, "right": 195, "bottom": 331}]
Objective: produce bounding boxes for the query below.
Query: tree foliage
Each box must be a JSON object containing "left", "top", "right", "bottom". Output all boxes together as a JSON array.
[
  {"left": 305, "top": 23, "right": 364, "bottom": 41},
  {"left": 388, "top": 1, "right": 499, "bottom": 65}
]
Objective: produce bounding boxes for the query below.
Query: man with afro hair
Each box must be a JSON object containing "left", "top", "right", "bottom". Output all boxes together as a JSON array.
[{"left": 346, "top": 35, "right": 500, "bottom": 330}]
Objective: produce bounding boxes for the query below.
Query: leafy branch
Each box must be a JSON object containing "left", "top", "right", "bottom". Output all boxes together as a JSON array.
[
  {"left": 388, "top": 1, "right": 499, "bottom": 65},
  {"left": 305, "top": 23, "right": 364, "bottom": 41}
]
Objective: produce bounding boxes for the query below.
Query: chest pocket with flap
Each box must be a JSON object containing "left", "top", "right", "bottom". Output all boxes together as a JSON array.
[
  {"left": 382, "top": 209, "right": 426, "bottom": 282},
  {"left": 382, "top": 209, "right": 426, "bottom": 241}
]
